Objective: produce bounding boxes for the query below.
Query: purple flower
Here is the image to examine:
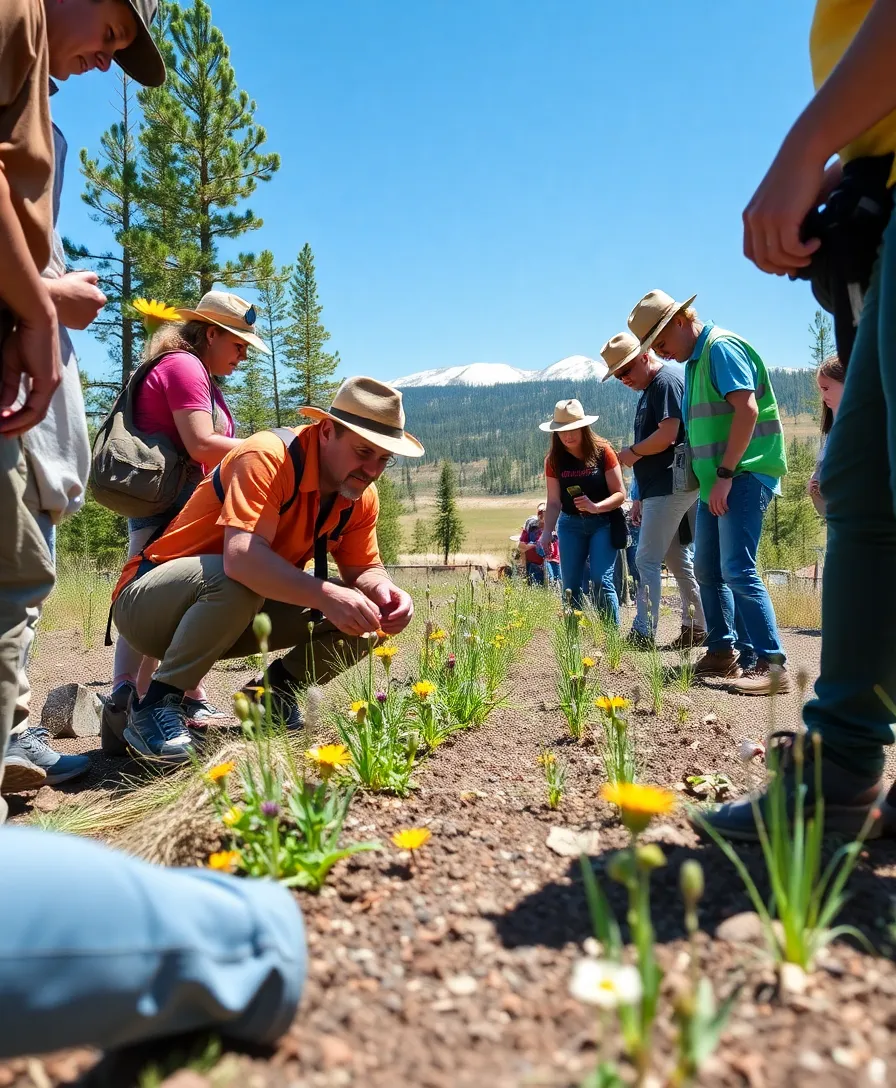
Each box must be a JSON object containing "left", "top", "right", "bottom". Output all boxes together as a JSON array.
[
  {"left": 375, "top": 690, "right": 388, "bottom": 703},
  {"left": 446, "top": 653, "right": 456, "bottom": 671},
  {"left": 260, "top": 800, "right": 280, "bottom": 819}
]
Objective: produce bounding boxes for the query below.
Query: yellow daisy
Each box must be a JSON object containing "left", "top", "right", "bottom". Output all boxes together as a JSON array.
[
  {"left": 412, "top": 680, "right": 436, "bottom": 699},
  {"left": 306, "top": 743, "right": 353, "bottom": 771},
  {"left": 428, "top": 629, "right": 448, "bottom": 642},
  {"left": 131, "top": 297, "right": 180, "bottom": 329},
  {"left": 205, "top": 760, "right": 235, "bottom": 784},
  {"left": 594, "top": 695, "right": 631, "bottom": 713},
  {"left": 207, "top": 850, "right": 241, "bottom": 872},
  {"left": 392, "top": 827, "right": 432, "bottom": 851},
  {"left": 601, "top": 782, "right": 676, "bottom": 834},
  {"left": 373, "top": 645, "right": 398, "bottom": 659},
  {"left": 222, "top": 806, "right": 243, "bottom": 827}
]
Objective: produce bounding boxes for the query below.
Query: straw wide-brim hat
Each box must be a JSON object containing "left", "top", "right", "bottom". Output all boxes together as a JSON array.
[
  {"left": 116, "top": 1, "right": 166, "bottom": 87},
  {"left": 299, "top": 376, "right": 425, "bottom": 458},
  {"left": 628, "top": 289, "right": 697, "bottom": 351},
  {"left": 176, "top": 291, "right": 271, "bottom": 355},
  {"left": 539, "top": 398, "right": 599, "bottom": 432},
  {"left": 600, "top": 331, "right": 642, "bottom": 382}
]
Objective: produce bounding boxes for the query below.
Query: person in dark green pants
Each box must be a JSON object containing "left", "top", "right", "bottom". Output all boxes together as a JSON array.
[{"left": 704, "top": 0, "right": 896, "bottom": 840}]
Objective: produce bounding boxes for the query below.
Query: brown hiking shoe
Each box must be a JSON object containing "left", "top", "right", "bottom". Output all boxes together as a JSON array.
[
  {"left": 694, "top": 648, "right": 742, "bottom": 679},
  {"left": 665, "top": 626, "right": 707, "bottom": 651},
  {"left": 727, "top": 660, "right": 791, "bottom": 696}
]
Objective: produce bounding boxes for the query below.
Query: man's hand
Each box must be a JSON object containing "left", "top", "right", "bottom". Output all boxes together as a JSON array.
[
  {"left": 630, "top": 499, "right": 642, "bottom": 527},
  {"left": 742, "top": 133, "right": 826, "bottom": 276},
  {"left": 618, "top": 446, "right": 640, "bottom": 468},
  {"left": 807, "top": 477, "right": 821, "bottom": 497},
  {"left": 319, "top": 581, "right": 383, "bottom": 636},
  {"left": 708, "top": 477, "right": 733, "bottom": 518},
  {"left": 0, "top": 314, "right": 60, "bottom": 437},
  {"left": 573, "top": 494, "right": 599, "bottom": 514},
  {"left": 362, "top": 579, "right": 414, "bottom": 635},
  {"left": 47, "top": 271, "right": 106, "bottom": 330}
]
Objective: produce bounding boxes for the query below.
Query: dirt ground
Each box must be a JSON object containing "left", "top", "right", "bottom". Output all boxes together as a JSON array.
[{"left": 2, "top": 608, "right": 896, "bottom": 1088}]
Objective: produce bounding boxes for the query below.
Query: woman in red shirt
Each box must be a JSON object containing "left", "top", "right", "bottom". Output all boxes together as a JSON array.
[
  {"left": 105, "top": 291, "right": 269, "bottom": 739},
  {"left": 538, "top": 399, "right": 627, "bottom": 624}
]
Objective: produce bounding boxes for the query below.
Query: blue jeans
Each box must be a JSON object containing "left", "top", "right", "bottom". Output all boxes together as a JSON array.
[
  {"left": 693, "top": 473, "right": 783, "bottom": 663},
  {"left": 0, "top": 828, "right": 306, "bottom": 1057},
  {"left": 558, "top": 513, "right": 620, "bottom": 625},
  {"left": 802, "top": 203, "right": 896, "bottom": 779},
  {"left": 547, "top": 560, "right": 561, "bottom": 584},
  {"left": 526, "top": 561, "right": 546, "bottom": 586}
]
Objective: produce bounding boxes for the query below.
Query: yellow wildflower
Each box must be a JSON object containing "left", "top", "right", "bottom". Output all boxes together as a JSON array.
[
  {"left": 537, "top": 752, "right": 556, "bottom": 767},
  {"left": 373, "top": 645, "right": 398, "bottom": 659},
  {"left": 594, "top": 695, "right": 631, "bottom": 713},
  {"left": 131, "top": 297, "right": 180, "bottom": 330},
  {"left": 601, "top": 783, "right": 676, "bottom": 834},
  {"left": 305, "top": 743, "right": 353, "bottom": 773},
  {"left": 392, "top": 827, "right": 432, "bottom": 851},
  {"left": 205, "top": 761, "right": 235, "bottom": 783},
  {"left": 350, "top": 699, "right": 367, "bottom": 715},
  {"left": 207, "top": 850, "right": 241, "bottom": 872},
  {"left": 428, "top": 629, "right": 448, "bottom": 642},
  {"left": 573, "top": 609, "right": 584, "bottom": 617},
  {"left": 412, "top": 680, "right": 436, "bottom": 699},
  {"left": 222, "top": 806, "right": 243, "bottom": 827},
  {"left": 582, "top": 656, "right": 595, "bottom": 669}
]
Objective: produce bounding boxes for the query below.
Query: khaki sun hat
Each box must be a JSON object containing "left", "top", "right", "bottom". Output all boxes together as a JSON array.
[
  {"left": 299, "top": 377, "right": 425, "bottom": 458},
  {"left": 116, "top": 1, "right": 166, "bottom": 87},
  {"left": 539, "top": 399, "right": 598, "bottom": 432},
  {"left": 176, "top": 291, "right": 271, "bottom": 355},
  {"left": 600, "top": 331, "right": 642, "bottom": 383},
  {"left": 628, "top": 289, "right": 697, "bottom": 351}
]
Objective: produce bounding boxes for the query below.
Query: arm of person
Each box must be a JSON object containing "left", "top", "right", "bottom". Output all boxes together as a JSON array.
[
  {"left": 575, "top": 462, "right": 626, "bottom": 514},
  {"left": 339, "top": 562, "right": 414, "bottom": 635},
  {"left": 707, "top": 390, "right": 758, "bottom": 516},
  {"left": 45, "top": 270, "right": 107, "bottom": 330},
  {"left": 743, "top": 0, "right": 896, "bottom": 274},
  {"left": 619, "top": 416, "right": 681, "bottom": 466},
  {"left": 172, "top": 408, "right": 242, "bottom": 467},
  {"left": 0, "top": 167, "right": 59, "bottom": 436},
  {"left": 222, "top": 528, "right": 384, "bottom": 636},
  {"left": 540, "top": 473, "right": 562, "bottom": 541}
]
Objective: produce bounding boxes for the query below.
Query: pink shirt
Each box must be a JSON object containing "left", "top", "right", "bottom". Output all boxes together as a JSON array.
[{"left": 133, "top": 352, "right": 235, "bottom": 459}]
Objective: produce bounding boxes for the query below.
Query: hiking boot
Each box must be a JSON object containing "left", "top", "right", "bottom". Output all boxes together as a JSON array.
[
  {"left": 1, "top": 745, "right": 47, "bottom": 793},
  {"left": 694, "top": 731, "right": 882, "bottom": 843},
  {"left": 694, "top": 648, "right": 742, "bottom": 679},
  {"left": 4, "top": 727, "right": 90, "bottom": 787},
  {"left": 182, "top": 697, "right": 229, "bottom": 724},
  {"left": 665, "top": 626, "right": 707, "bottom": 652},
  {"left": 624, "top": 629, "right": 655, "bottom": 651},
  {"left": 101, "top": 681, "right": 136, "bottom": 757},
  {"left": 123, "top": 694, "right": 194, "bottom": 763},
  {"left": 727, "top": 660, "right": 792, "bottom": 696}
]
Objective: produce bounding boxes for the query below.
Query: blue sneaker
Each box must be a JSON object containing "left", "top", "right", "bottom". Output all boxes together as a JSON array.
[
  {"left": 123, "top": 694, "right": 194, "bottom": 763},
  {"left": 182, "top": 696, "right": 229, "bottom": 723},
  {"left": 4, "top": 727, "right": 90, "bottom": 787}
]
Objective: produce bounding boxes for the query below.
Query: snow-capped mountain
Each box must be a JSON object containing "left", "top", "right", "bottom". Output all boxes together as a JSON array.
[{"left": 391, "top": 355, "right": 607, "bottom": 388}]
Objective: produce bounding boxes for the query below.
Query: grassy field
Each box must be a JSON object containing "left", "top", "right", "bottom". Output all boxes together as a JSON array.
[{"left": 399, "top": 491, "right": 544, "bottom": 559}]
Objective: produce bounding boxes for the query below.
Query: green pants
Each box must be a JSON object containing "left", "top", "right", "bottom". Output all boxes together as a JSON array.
[
  {"left": 803, "top": 203, "right": 896, "bottom": 778},
  {"left": 113, "top": 554, "right": 369, "bottom": 693},
  {"left": 0, "top": 437, "right": 55, "bottom": 823}
]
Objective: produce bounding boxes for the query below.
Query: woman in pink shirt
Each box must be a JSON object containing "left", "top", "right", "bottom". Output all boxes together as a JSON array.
[{"left": 105, "top": 291, "right": 270, "bottom": 733}]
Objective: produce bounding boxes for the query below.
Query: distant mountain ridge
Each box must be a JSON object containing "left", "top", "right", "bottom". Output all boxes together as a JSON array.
[{"left": 392, "top": 356, "right": 608, "bottom": 388}]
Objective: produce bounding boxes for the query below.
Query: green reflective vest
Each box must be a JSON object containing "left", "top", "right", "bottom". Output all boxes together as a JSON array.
[{"left": 685, "top": 326, "right": 787, "bottom": 502}]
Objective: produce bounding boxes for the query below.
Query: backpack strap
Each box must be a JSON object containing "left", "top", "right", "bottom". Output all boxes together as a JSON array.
[{"left": 211, "top": 426, "right": 304, "bottom": 513}]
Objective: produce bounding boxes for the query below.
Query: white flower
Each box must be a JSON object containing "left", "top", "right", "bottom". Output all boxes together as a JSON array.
[
  {"left": 569, "top": 958, "right": 642, "bottom": 1009},
  {"left": 738, "top": 738, "right": 766, "bottom": 762}
]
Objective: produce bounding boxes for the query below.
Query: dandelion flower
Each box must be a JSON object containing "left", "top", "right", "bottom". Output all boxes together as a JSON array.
[
  {"left": 569, "top": 958, "right": 642, "bottom": 1009},
  {"left": 306, "top": 743, "right": 352, "bottom": 773},
  {"left": 205, "top": 761, "right": 235, "bottom": 784},
  {"left": 208, "top": 850, "right": 241, "bottom": 872},
  {"left": 350, "top": 699, "right": 367, "bottom": 715},
  {"left": 373, "top": 645, "right": 398, "bottom": 659},
  {"left": 738, "top": 738, "right": 766, "bottom": 762},
  {"left": 601, "top": 782, "right": 676, "bottom": 834},
  {"left": 537, "top": 752, "right": 556, "bottom": 767},
  {"left": 131, "top": 297, "right": 180, "bottom": 327},
  {"left": 594, "top": 695, "right": 631, "bottom": 713},
  {"left": 222, "top": 806, "right": 243, "bottom": 827},
  {"left": 392, "top": 827, "right": 431, "bottom": 851},
  {"left": 582, "top": 656, "right": 595, "bottom": 669},
  {"left": 412, "top": 680, "right": 436, "bottom": 699},
  {"left": 428, "top": 629, "right": 448, "bottom": 642}
]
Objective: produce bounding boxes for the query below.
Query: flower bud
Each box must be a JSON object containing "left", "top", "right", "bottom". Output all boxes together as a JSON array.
[
  {"left": 607, "top": 850, "right": 635, "bottom": 886},
  {"left": 252, "top": 611, "right": 272, "bottom": 643},
  {"left": 232, "top": 692, "right": 251, "bottom": 722},
  {"left": 635, "top": 843, "right": 666, "bottom": 872},
  {"left": 679, "top": 859, "right": 704, "bottom": 909}
]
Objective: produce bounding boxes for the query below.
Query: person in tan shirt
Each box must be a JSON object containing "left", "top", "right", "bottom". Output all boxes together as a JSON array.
[{"left": 0, "top": 0, "right": 164, "bottom": 819}]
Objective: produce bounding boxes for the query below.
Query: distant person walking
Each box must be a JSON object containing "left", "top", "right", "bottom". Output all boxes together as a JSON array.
[
  {"left": 807, "top": 354, "right": 845, "bottom": 516},
  {"left": 103, "top": 292, "right": 266, "bottom": 748},
  {"left": 601, "top": 331, "right": 706, "bottom": 649},
  {"left": 518, "top": 502, "right": 560, "bottom": 585},
  {"left": 538, "top": 400, "right": 627, "bottom": 623}
]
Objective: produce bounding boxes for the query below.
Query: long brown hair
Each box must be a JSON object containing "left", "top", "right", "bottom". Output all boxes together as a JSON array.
[
  {"left": 547, "top": 426, "right": 605, "bottom": 473},
  {"left": 142, "top": 319, "right": 212, "bottom": 364},
  {"left": 818, "top": 354, "right": 845, "bottom": 435}
]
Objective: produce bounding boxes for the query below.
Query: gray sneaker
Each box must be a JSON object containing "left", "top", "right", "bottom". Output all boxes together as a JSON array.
[
  {"left": 101, "top": 681, "right": 136, "bottom": 756},
  {"left": 1, "top": 744, "right": 47, "bottom": 793},
  {"left": 123, "top": 694, "right": 194, "bottom": 763},
  {"left": 4, "top": 727, "right": 90, "bottom": 787}
]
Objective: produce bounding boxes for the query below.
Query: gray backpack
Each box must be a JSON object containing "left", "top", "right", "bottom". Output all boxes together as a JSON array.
[{"left": 90, "top": 352, "right": 211, "bottom": 518}]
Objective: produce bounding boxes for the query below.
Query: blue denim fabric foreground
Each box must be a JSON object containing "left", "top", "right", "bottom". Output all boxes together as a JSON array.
[{"left": 557, "top": 512, "right": 620, "bottom": 625}]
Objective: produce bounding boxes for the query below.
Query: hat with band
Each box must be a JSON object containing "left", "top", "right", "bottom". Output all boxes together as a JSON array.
[
  {"left": 176, "top": 291, "right": 270, "bottom": 355},
  {"left": 299, "top": 377, "right": 425, "bottom": 458}
]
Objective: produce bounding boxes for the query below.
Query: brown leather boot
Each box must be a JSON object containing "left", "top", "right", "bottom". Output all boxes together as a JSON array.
[
  {"left": 694, "top": 647, "right": 742, "bottom": 679},
  {"left": 727, "top": 659, "right": 792, "bottom": 696},
  {"left": 665, "top": 626, "right": 707, "bottom": 651}
]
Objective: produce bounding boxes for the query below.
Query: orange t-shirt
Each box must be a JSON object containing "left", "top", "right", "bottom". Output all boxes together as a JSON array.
[{"left": 113, "top": 424, "right": 381, "bottom": 600}]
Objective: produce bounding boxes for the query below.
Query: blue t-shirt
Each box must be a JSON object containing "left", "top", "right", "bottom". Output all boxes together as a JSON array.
[{"left": 685, "top": 322, "right": 781, "bottom": 496}]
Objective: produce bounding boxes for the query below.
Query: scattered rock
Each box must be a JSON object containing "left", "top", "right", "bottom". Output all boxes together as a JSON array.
[
  {"left": 446, "top": 974, "right": 478, "bottom": 997},
  {"left": 832, "top": 1047, "right": 859, "bottom": 1070},
  {"left": 318, "top": 1034, "right": 354, "bottom": 1069},
  {"left": 40, "top": 683, "right": 102, "bottom": 738},
  {"left": 715, "top": 912, "right": 765, "bottom": 945},
  {"left": 779, "top": 962, "right": 808, "bottom": 998},
  {"left": 796, "top": 1051, "right": 824, "bottom": 1072},
  {"left": 642, "top": 823, "right": 691, "bottom": 848},
  {"left": 545, "top": 826, "right": 600, "bottom": 858}
]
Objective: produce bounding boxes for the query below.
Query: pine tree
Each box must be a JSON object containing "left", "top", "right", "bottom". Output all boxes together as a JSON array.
[
  {"left": 254, "top": 250, "right": 291, "bottom": 425},
  {"left": 411, "top": 518, "right": 433, "bottom": 553},
  {"left": 230, "top": 350, "right": 274, "bottom": 436},
  {"left": 138, "top": 0, "right": 279, "bottom": 299},
  {"left": 285, "top": 243, "right": 340, "bottom": 408},
  {"left": 374, "top": 475, "right": 405, "bottom": 565},
  {"left": 433, "top": 460, "right": 466, "bottom": 563},
  {"left": 809, "top": 310, "right": 835, "bottom": 367}
]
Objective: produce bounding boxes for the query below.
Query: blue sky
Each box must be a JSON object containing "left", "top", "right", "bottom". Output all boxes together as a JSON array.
[{"left": 51, "top": 0, "right": 822, "bottom": 384}]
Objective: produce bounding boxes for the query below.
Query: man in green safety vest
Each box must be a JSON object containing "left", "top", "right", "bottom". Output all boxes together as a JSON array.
[{"left": 627, "top": 290, "right": 789, "bottom": 696}]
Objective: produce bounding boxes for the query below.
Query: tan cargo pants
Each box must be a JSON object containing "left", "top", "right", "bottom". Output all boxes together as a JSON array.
[
  {"left": 0, "top": 437, "right": 56, "bottom": 823},
  {"left": 113, "top": 555, "right": 370, "bottom": 693}
]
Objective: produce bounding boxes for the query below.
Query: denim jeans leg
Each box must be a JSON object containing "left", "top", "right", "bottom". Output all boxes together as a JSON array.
[
  {"left": 802, "top": 206, "right": 896, "bottom": 779},
  {"left": 526, "top": 562, "right": 545, "bottom": 586},
  {"left": 717, "top": 475, "right": 785, "bottom": 662},
  {"left": 693, "top": 499, "right": 736, "bottom": 652},
  {"left": 588, "top": 523, "right": 620, "bottom": 627},
  {"left": 557, "top": 514, "right": 590, "bottom": 607},
  {"left": 547, "top": 560, "right": 561, "bottom": 584}
]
